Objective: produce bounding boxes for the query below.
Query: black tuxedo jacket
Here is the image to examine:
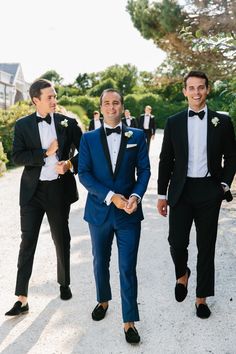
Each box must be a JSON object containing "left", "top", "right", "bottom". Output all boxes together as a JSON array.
[
  {"left": 138, "top": 114, "right": 156, "bottom": 134},
  {"left": 88, "top": 118, "right": 103, "bottom": 131},
  {"left": 121, "top": 117, "right": 138, "bottom": 128},
  {"left": 158, "top": 109, "right": 236, "bottom": 207},
  {"left": 13, "top": 112, "right": 82, "bottom": 206}
]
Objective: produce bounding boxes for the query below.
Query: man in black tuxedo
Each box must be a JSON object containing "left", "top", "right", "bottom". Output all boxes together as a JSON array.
[
  {"left": 138, "top": 105, "right": 156, "bottom": 152},
  {"left": 122, "top": 109, "right": 138, "bottom": 128},
  {"left": 157, "top": 71, "right": 236, "bottom": 318},
  {"left": 5, "top": 79, "right": 82, "bottom": 316},
  {"left": 88, "top": 110, "right": 103, "bottom": 131}
]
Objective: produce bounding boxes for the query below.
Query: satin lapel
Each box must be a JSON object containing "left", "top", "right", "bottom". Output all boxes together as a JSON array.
[
  {"left": 180, "top": 110, "right": 188, "bottom": 160},
  {"left": 54, "top": 114, "right": 66, "bottom": 160},
  {"left": 100, "top": 127, "right": 113, "bottom": 177},
  {"left": 31, "top": 113, "right": 42, "bottom": 148},
  {"left": 207, "top": 109, "right": 214, "bottom": 163},
  {"left": 113, "top": 124, "right": 129, "bottom": 178}
]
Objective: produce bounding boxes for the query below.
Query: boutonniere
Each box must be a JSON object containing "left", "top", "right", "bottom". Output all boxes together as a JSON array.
[
  {"left": 211, "top": 117, "right": 219, "bottom": 127},
  {"left": 124, "top": 131, "right": 133, "bottom": 138},
  {"left": 60, "top": 119, "right": 68, "bottom": 128}
]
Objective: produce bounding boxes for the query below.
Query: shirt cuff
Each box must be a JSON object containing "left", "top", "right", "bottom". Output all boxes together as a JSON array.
[
  {"left": 130, "top": 193, "right": 141, "bottom": 203},
  {"left": 158, "top": 195, "right": 167, "bottom": 200},
  {"left": 105, "top": 191, "right": 115, "bottom": 205},
  {"left": 221, "top": 182, "right": 229, "bottom": 192}
]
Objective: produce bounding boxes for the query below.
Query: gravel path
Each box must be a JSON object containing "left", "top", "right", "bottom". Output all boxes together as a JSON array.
[{"left": 0, "top": 130, "right": 236, "bottom": 354}]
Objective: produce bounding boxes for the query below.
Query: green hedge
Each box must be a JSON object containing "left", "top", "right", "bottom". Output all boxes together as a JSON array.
[{"left": 0, "top": 102, "right": 34, "bottom": 165}]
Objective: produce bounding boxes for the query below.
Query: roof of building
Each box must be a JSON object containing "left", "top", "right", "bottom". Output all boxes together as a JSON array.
[{"left": 0, "top": 63, "right": 20, "bottom": 84}]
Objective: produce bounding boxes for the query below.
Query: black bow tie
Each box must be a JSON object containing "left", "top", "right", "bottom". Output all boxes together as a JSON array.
[
  {"left": 105, "top": 126, "right": 121, "bottom": 136},
  {"left": 36, "top": 114, "right": 51, "bottom": 124},
  {"left": 189, "top": 110, "right": 205, "bottom": 120}
]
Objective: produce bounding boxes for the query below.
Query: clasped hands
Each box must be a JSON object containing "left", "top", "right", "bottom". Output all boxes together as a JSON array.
[
  {"left": 111, "top": 194, "right": 138, "bottom": 214},
  {"left": 45, "top": 139, "right": 71, "bottom": 175}
]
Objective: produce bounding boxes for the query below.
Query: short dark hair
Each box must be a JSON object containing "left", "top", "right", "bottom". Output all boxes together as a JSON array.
[
  {"left": 29, "top": 79, "right": 53, "bottom": 102},
  {"left": 184, "top": 71, "right": 209, "bottom": 88},
  {"left": 99, "top": 88, "right": 124, "bottom": 106}
]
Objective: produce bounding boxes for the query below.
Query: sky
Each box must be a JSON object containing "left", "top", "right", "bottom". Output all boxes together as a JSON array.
[{"left": 1, "top": 0, "right": 166, "bottom": 84}]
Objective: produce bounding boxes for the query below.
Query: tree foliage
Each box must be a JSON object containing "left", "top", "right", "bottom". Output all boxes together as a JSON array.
[
  {"left": 127, "top": 0, "right": 236, "bottom": 78},
  {"left": 40, "top": 70, "right": 63, "bottom": 84}
]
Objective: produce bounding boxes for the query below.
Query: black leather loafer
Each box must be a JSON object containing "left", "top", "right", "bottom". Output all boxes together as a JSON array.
[
  {"left": 60, "top": 285, "right": 72, "bottom": 300},
  {"left": 195, "top": 303, "right": 211, "bottom": 319},
  {"left": 124, "top": 327, "right": 140, "bottom": 344},
  {"left": 92, "top": 303, "right": 108, "bottom": 321},
  {"left": 175, "top": 267, "right": 191, "bottom": 302},
  {"left": 5, "top": 301, "right": 29, "bottom": 316}
]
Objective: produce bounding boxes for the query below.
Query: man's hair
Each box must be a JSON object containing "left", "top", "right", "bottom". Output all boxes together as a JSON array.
[
  {"left": 145, "top": 105, "right": 152, "bottom": 110},
  {"left": 93, "top": 110, "right": 99, "bottom": 115},
  {"left": 99, "top": 88, "right": 124, "bottom": 106},
  {"left": 29, "top": 79, "right": 53, "bottom": 101},
  {"left": 184, "top": 71, "right": 209, "bottom": 88}
]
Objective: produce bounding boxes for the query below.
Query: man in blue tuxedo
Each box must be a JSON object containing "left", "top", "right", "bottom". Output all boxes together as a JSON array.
[
  {"left": 157, "top": 71, "right": 236, "bottom": 319},
  {"left": 79, "top": 89, "right": 150, "bottom": 344}
]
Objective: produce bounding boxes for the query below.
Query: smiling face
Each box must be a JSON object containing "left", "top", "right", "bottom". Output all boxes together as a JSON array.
[
  {"left": 183, "top": 76, "right": 210, "bottom": 111},
  {"left": 100, "top": 91, "right": 123, "bottom": 127},
  {"left": 33, "top": 86, "right": 57, "bottom": 116}
]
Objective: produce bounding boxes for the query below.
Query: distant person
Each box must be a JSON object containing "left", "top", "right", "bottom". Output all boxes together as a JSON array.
[
  {"left": 5, "top": 79, "right": 82, "bottom": 317},
  {"left": 122, "top": 109, "right": 137, "bottom": 128},
  {"left": 78, "top": 88, "right": 150, "bottom": 344},
  {"left": 157, "top": 71, "right": 236, "bottom": 319},
  {"left": 138, "top": 105, "right": 156, "bottom": 152},
  {"left": 88, "top": 110, "right": 103, "bottom": 131}
]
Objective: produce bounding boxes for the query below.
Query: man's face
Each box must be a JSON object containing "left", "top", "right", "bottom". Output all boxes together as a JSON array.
[
  {"left": 33, "top": 86, "right": 57, "bottom": 114},
  {"left": 94, "top": 113, "right": 100, "bottom": 120},
  {"left": 145, "top": 107, "right": 151, "bottom": 115},
  {"left": 100, "top": 91, "right": 123, "bottom": 126},
  {"left": 183, "top": 76, "right": 210, "bottom": 111},
  {"left": 125, "top": 110, "right": 130, "bottom": 118}
]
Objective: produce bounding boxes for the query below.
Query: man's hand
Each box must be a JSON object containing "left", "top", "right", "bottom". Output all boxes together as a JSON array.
[
  {"left": 124, "top": 196, "right": 138, "bottom": 214},
  {"left": 151, "top": 134, "right": 155, "bottom": 140},
  {"left": 157, "top": 199, "right": 168, "bottom": 217},
  {"left": 46, "top": 139, "right": 58, "bottom": 156},
  {"left": 55, "top": 161, "right": 69, "bottom": 175},
  {"left": 111, "top": 194, "right": 128, "bottom": 209}
]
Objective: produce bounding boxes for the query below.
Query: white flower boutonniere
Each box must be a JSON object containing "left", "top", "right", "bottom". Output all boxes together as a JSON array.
[
  {"left": 124, "top": 131, "right": 133, "bottom": 138},
  {"left": 211, "top": 117, "right": 219, "bottom": 127},
  {"left": 61, "top": 119, "right": 68, "bottom": 128}
]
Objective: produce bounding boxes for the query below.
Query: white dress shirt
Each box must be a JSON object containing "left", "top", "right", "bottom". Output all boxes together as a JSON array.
[
  {"left": 143, "top": 115, "right": 150, "bottom": 129},
  {"left": 37, "top": 112, "right": 59, "bottom": 181},
  {"left": 104, "top": 122, "right": 122, "bottom": 204},
  {"left": 126, "top": 117, "right": 131, "bottom": 127},
  {"left": 158, "top": 106, "right": 209, "bottom": 200},
  {"left": 187, "top": 106, "right": 209, "bottom": 177}
]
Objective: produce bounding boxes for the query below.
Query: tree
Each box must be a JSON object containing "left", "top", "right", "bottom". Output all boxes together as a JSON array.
[
  {"left": 101, "top": 64, "right": 138, "bottom": 95},
  {"left": 75, "top": 73, "right": 91, "bottom": 94},
  {"left": 127, "top": 0, "right": 236, "bottom": 78},
  {"left": 40, "top": 70, "right": 63, "bottom": 84}
]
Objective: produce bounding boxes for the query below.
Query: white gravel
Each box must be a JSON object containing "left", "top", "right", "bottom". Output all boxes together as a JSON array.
[{"left": 0, "top": 130, "right": 236, "bottom": 354}]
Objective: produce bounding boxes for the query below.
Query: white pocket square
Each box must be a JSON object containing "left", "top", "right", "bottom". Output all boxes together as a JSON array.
[{"left": 126, "top": 144, "right": 137, "bottom": 148}]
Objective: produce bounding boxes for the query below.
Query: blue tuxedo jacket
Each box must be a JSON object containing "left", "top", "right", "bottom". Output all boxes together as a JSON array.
[{"left": 78, "top": 125, "right": 151, "bottom": 226}]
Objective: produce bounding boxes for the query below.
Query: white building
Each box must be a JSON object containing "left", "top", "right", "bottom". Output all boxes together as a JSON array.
[{"left": 0, "top": 63, "right": 29, "bottom": 109}]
